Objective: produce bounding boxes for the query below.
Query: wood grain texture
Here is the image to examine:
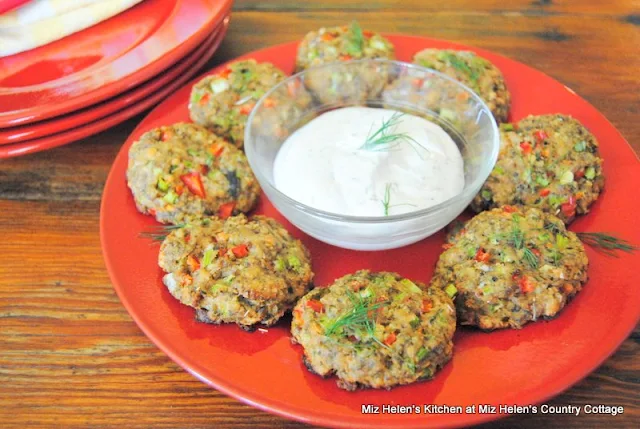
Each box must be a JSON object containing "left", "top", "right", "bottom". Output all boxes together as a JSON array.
[{"left": 1, "top": 1, "right": 638, "bottom": 428}]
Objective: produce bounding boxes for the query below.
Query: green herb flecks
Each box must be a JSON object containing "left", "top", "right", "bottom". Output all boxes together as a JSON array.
[
  {"left": 139, "top": 224, "right": 185, "bottom": 242},
  {"left": 507, "top": 214, "right": 525, "bottom": 249},
  {"left": 324, "top": 290, "right": 390, "bottom": 350},
  {"left": 442, "top": 52, "right": 479, "bottom": 82},
  {"left": 380, "top": 183, "right": 417, "bottom": 216},
  {"left": 345, "top": 21, "right": 364, "bottom": 56},
  {"left": 523, "top": 247, "right": 539, "bottom": 269},
  {"left": 577, "top": 232, "right": 638, "bottom": 257},
  {"left": 360, "top": 112, "right": 427, "bottom": 157}
]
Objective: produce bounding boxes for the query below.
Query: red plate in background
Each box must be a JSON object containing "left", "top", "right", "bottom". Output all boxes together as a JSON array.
[
  {"left": 0, "top": 18, "right": 229, "bottom": 158},
  {"left": 0, "top": 17, "right": 228, "bottom": 145},
  {"left": 0, "top": 0, "right": 232, "bottom": 127},
  {"left": 101, "top": 35, "right": 640, "bottom": 428},
  {"left": 0, "top": 0, "right": 29, "bottom": 14}
]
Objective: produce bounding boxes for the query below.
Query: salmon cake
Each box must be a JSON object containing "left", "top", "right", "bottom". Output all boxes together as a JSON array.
[
  {"left": 295, "top": 21, "right": 395, "bottom": 72},
  {"left": 159, "top": 215, "right": 314, "bottom": 330},
  {"left": 431, "top": 206, "right": 588, "bottom": 330},
  {"left": 471, "top": 114, "right": 604, "bottom": 223},
  {"left": 189, "top": 60, "right": 287, "bottom": 148},
  {"left": 412, "top": 49, "right": 510, "bottom": 122},
  {"left": 291, "top": 270, "right": 456, "bottom": 390},
  {"left": 126, "top": 123, "right": 260, "bottom": 225}
]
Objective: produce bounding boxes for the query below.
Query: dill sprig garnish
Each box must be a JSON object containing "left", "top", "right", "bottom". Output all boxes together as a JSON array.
[
  {"left": 576, "top": 232, "right": 638, "bottom": 257},
  {"left": 380, "top": 183, "right": 417, "bottom": 216},
  {"left": 506, "top": 214, "right": 525, "bottom": 249},
  {"left": 325, "top": 290, "right": 390, "bottom": 349},
  {"left": 360, "top": 112, "right": 426, "bottom": 156},
  {"left": 139, "top": 224, "right": 185, "bottom": 242},
  {"left": 345, "top": 21, "right": 364, "bottom": 56},
  {"left": 523, "top": 247, "right": 539, "bottom": 269}
]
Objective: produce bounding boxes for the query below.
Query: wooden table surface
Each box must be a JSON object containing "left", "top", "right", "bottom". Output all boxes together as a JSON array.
[{"left": 1, "top": 1, "right": 639, "bottom": 428}]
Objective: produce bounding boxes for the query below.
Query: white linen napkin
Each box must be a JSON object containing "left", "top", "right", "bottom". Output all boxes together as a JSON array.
[{"left": 0, "top": 0, "right": 144, "bottom": 57}]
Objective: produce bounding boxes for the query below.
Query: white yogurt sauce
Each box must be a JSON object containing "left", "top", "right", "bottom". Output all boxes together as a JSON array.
[{"left": 273, "top": 106, "right": 464, "bottom": 217}]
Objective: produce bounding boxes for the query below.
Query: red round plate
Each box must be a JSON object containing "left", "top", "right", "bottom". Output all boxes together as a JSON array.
[
  {"left": 0, "top": 19, "right": 228, "bottom": 145},
  {"left": 0, "top": 0, "right": 29, "bottom": 14},
  {"left": 0, "top": 0, "right": 232, "bottom": 127},
  {"left": 0, "top": 19, "right": 229, "bottom": 159},
  {"left": 101, "top": 35, "right": 640, "bottom": 429}
]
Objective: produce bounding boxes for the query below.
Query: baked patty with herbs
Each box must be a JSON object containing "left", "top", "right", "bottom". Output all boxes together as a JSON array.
[
  {"left": 431, "top": 206, "right": 588, "bottom": 330},
  {"left": 159, "top": 215, "right": 314, "bottom": 330},
  {"left": 412, "top": 49, "right": 511, "bottom": 122},
  {"left": 291, "top": 270, "right": 456, "bottom": 391},
  {"left": 295, "top": 21, "right": 395, "bottom": 72},
  {"left": 471, "top": 114, "right": 604, "bottom": 223},
  {"left": 126, "top": 123, "right": 260, "bottom": 225},
  {"left": 189, "top": 60, "right": 287, "bottom": 148}
]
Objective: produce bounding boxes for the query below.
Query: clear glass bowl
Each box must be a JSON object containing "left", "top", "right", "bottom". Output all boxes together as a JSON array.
[{"left": 245, "top": 60, "right": 499, "bottom": 251}]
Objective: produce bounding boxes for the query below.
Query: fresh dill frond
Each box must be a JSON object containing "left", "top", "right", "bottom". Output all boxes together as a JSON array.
[
  {"left": 523, "top": 247, "right": 539, "bottom": 269},
  {"left": 360, "top": 112, "right": 426, "bottom": 157},
  {"left": 139, "top": 224, "right": 185, "bottom": 242},
  {"left": 380, "top": 183, "right": 418, "bottom": 216},
  {"left": 507, "top": 215, "right": 525, "bottom": 249},
  {"left": 382, "top": 183, "right": 391, "bottom": 216},
  {"left": 324, "top": 290, "right": 389, "bottom": 349},
  {"left": 577, "top": 232, "right": 638, "bottom": 257},
  {"left": 345, "top": 20, "right": 364, "bottom": 56}
]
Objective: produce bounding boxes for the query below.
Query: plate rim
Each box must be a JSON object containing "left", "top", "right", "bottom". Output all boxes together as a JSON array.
[{"left": 0, "top": 0, "right": 233, "bottom": 126}]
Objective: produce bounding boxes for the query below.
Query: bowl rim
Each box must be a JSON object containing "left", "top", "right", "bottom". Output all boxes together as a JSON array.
[{"left": 245, "top": 58, "right": 500, "bottom": 224}]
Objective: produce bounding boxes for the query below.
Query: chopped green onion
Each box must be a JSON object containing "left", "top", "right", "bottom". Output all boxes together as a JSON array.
[
  {"left": 481, "top": 189, "right": 492, "bottom": 200},
  {"left": 445, "top": 284, "right": 457, "bottom": 298},
  {"left": 202, "top": 248, "right": 214, "bottom": 267},
  {"left": 400, "top": 279, "right": 422, "bottom": 294},
  {"left": 416, "top": 346, "right": 429, "bottom": 362},
  {"left": 287, "top": 255, "right": 302, "bottom": 272},
  {"left": 560, "top": 171, "right": 574, "bottom": 184},
  {"left": 163, "top": 191, "right": 178, "bottom": 204},
  {"left": 274, "top": 257, "right": 286, "bottom": 271},
  {"left": 494, "top": 166, "right": 505, "bottom": 175},
  {"left": 556, "top": 234, "right": 570, "bottom": 251},
  {"left": 439, "top": 108, "right": 457, "bottom": 122},
  {"left": 585, "top": 166, "right": 596, "bottom": 180},
  {"left": 536, "top": 175, "right": 550, "bottom": 187},
  {"left": 574, "top": 140, "right": 586, "bottom": 152},
  {"left": 410, "top": 318, "right": 421, "bottom": 328},
  {"left": 157, "top": 178, "right": 169, "bottom": 192},
  {"left": 501, "top": 123, "right": 515, "bottom": 132},
  {"left": 187, "top": 149, "right": 198, "bottom": 157}
]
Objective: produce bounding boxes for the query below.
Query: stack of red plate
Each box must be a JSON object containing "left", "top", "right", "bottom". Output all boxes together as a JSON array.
[{"left": 0, "top": 0, "right": 233, "bottom": 158}]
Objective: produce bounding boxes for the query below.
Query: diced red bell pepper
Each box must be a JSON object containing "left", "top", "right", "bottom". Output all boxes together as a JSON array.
[
  {"left": 412, "top": 78, "right": 424, "bottom": 88},
  {"left": 231, "top": 244, "right": 249, "bottom": 258},
  {"left": 184, "top": 233, "right": 190, "bottom": 243},
  {"left": 199, "top": 164, "right": 209, "bottom": 175},
  {"left": 219, "top": 68, "right": 232, "bottom": 78},
  {"left": 286, "top": 80, "right": 301, "bottom": 97},
  {"left": 148, "top": 208, "right": 156, "bottom": 216},
  {"left": 321, "top": 33, "right": 335, "bottom": 41},
  {"left": 363, "top": 30, "right": 374, "bottom": 38},
  {"left": 520, "top": 141, "right": 533, "bottom": 154},
  {"left": 574, "top": 169, "right": 585, "bottom": 179},
  {"left": 383, "top": 333, "right": 397, "bottom": 346},
  {"left": 239, "top": 102, "right": 255, "bottom": 115},
  {"left": 209, "top": 143, "right": 225, "bottom": 157},
  {"left": 339, "top": 54, "right": 353, "bottom": 61},
  {"left": 532, "top": 248, "right": 541, "bottom": 257},
  {"left": 160, "top": 130, "right": 172, "bottom": 141},
  {"left": 180, "top": 172, "right": 206, "bottom": 198},
  {"left": 186, "top": 255, "right": 200, "bottom": 272},
  {"left": 175, "top": 184, "right": 184, "bottom": 196},
  {"left": 560, "top": 195, "right": 577, "bottom": 218},
  {"left": 518, "top": 275, "right": 534, "bottom": 294},
  {"left": 306, "top": 299, "right": 324, "bottom": 313},
  {"left": 263, "top": 98, "right": 276, "bottom": 108},
  {"left": 533, "top": 130, "right": 548, "bottom": 143},
  {"left": 475, "top": 248, "right": 491, "bottom": 263},
  {"left": 503, "top": 205, "right": 517, "bottom": 213},
  {"left": 218, "top": 247, "right": 227, "bottom": 257},
  {"left": 421, "top": 299, "right": 433, "bottom": 313},
  {"left": 539, "top": 188, "right": 550, "bottom": 197},
  {"left": 198, "top": 93, "right": 210, "bottom": 106},
  {"left": 218, "top": 201, "right": 236, "bottom": 219}
]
